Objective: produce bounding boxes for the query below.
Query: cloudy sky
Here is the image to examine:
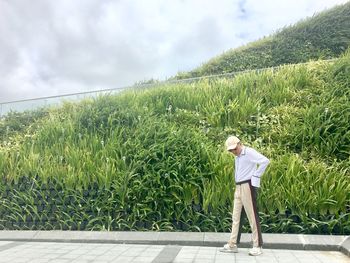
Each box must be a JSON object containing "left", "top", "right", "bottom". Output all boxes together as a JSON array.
[{"left": 0, "top": 0, "right": 348, "bottom": 102}]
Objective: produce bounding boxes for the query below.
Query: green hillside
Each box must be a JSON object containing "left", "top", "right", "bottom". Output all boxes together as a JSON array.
[
  {"left": 175, "top": 2, "right": 350, "bottom": 79},
  {"left": 0, "top": 49, "right": 349, "bottom": 234}
]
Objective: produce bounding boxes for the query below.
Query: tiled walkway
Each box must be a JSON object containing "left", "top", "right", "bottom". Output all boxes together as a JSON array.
[{"left": 0, "top": 241, "right": 348, "bottom": 263}]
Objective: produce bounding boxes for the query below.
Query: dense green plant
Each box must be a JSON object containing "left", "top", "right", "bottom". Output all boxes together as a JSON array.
[
  {"left": 0, "top": 49, "right": 349, "bottom": 234},
  {"left": 0, "top": 109, "right": 49, "bottom": 142}
]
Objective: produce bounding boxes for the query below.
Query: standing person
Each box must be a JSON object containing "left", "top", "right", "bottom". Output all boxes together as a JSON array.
[{"left": 220, "top": 136, "right": 270, "bottom": 256}]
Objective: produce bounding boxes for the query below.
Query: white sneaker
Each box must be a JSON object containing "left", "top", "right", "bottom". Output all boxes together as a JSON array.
[
  {"left": 219, "top": 244, "right": 238, "bottom": 253},
  {"left": 249, "top": 246, "right": 262, "bottom": 256}
]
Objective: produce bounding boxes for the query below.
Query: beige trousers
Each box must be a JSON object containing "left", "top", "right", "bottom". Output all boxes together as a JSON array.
[{"left": 229, "top": 181, "right": 263, "bottom": 247}]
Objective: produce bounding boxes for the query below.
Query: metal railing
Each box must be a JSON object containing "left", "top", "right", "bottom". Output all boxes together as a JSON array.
[
  {"left": 0, "top": 58, "right": 336, "bottom": 117},
  {"left": 0, "top": 88, "right": 133, "bottom": 117}
]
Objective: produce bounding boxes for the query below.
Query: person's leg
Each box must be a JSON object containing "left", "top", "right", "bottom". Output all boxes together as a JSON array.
[
  {"left": 241, "top": 183, "right": 263, "bottom": 248},
  {"left": 249, "top": 184, "right": 263, "bottom": 246},
  {"left": 237, "top": 208, "right": 247, "bottom": 244},
  {"left": 228, "top": 185, "right": 243, "bottom": 246}
]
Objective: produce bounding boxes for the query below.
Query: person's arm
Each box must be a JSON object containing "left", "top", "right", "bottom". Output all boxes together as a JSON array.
[{"left": 249, "top": 148, "right": 270, "bottom": 188}]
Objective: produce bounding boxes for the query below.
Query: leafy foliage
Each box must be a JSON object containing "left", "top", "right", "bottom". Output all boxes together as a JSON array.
[
  {"left": 0, "top": 50, "right": 349, "bottom": 234},
  {"left": 1, "top": 4, "right": 350, "bottom": 233}
]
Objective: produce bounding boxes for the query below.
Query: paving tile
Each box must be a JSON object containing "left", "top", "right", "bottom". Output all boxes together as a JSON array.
[
  {"left": 0, "top": 239, "right": 348, "bottom": 262},
  {"left": 113, "top": 256, "right": 135, "bottom": 262},
  {"left": 173, "top": 259, "right": 194, "bottom": 263},
  {"left": 132, "top": 256, "right": 155, "bottom": 262}
]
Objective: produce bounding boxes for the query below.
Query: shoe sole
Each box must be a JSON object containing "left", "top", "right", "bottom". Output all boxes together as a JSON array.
[{"left": 249, "top": 252, "right": 262, "bottom": 256}]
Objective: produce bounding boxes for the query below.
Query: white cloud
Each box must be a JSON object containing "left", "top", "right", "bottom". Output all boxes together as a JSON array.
[{"left": 0, "top": 0, "right": 348, "bottom": 102}]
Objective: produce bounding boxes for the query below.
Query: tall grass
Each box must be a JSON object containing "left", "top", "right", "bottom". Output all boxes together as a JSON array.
[{"left": 0, "top": 51, "right": 349, "bottom": 233}]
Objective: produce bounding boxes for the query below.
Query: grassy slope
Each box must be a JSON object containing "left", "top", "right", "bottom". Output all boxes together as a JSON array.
[
  {"left": 0, "top": 50, "right": 349, "bottom": 233},
  {"left": 0, "top": 2, "right": 349, "bottom": 233},
  {"left": 175, "top": 2, "right": 350, "bottom": 79}
]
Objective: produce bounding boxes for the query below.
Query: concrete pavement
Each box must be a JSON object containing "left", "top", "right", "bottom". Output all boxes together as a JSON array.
[
  {"left": 0, "top": 241, "right": 349, "bottom": 263},
  {"left": 0, "top": 231, "right": 348, "bottom": 262}
]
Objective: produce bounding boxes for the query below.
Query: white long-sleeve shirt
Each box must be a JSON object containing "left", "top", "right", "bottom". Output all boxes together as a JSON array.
[{"left": 234, "top": 146, "right": 270, "bottom": 187}]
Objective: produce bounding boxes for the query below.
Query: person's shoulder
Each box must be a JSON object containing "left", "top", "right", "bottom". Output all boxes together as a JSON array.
[
  {"left": 241, "top": 146, "right": 253, "bottom": 155},
  {"left": 245, "top": 146, "right": 260, "bottom": 155},
  {"left": 245, "top": 146, "right": 255, "bottom": 152}
]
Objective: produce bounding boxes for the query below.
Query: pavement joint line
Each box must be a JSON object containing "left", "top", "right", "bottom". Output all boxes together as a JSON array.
[
  {"left": 0, "top": 241, "right": 26, "bottom": 252},
  {"left": 339, "top": 236, "right": 348, "bottom": 245},
  {"left": 340, "top": 236, "right": 350, "bottom": 257},
  {"left": 298, "top": 234, "right": 306, "bottom": 249}
]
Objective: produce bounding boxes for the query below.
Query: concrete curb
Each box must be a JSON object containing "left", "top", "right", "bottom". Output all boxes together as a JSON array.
[
  {"left": 0, "top": 231, "right": 348, "bottom": 256},
  {"left": 340, "top": 236, "right": 350, "bottom": 257}
]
